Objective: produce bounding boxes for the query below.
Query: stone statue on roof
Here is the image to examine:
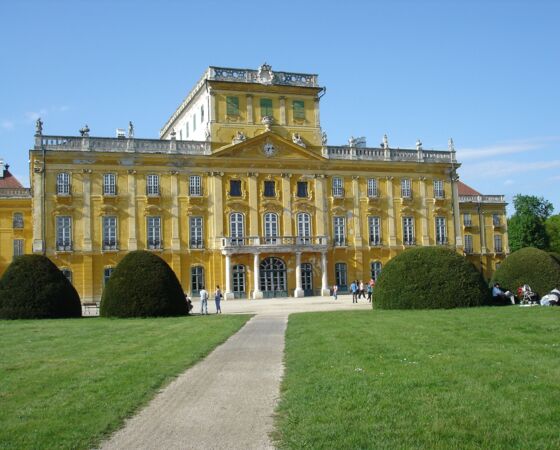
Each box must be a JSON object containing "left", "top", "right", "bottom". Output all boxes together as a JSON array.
[{"left": 35, "top": 118, "right": 43, "bottom": 136}]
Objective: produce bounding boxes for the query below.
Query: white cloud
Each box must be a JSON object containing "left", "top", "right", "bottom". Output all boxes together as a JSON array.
[
  {"left": 1, "top": 120, "right": 14, "bottom": 130},
  {"left": 25, "top": 109, "right": 48, "bottom": 122},
  {"left": 463, "top": 159, "right": 560, "bottom": 178},
  {"left": 458, "top": 136, "right": 560, "bottom": 161}
]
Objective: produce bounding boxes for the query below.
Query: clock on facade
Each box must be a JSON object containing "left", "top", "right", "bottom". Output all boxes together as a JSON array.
[{"left": 263, "top": 142, "right": 276, "bottom": 157}]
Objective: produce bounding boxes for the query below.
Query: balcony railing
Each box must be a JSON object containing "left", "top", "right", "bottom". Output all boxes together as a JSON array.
[
  {"left": 459, "top": 195, "right": 506, "bottom": 204},
  {"left": 189, "top": 239, "right": 204, "bottom": 249},
  {"left": 56, "top": 243, "right": 73, "bottom": 252},
  {"left": 324, "top": 146, "right": 455, "bottom": 163},
  {"left": 220, "top": 235, "right": 328, "bottom": 251},
  {"left": 102, "top": 242, "right": 118, "bottom": 251}
]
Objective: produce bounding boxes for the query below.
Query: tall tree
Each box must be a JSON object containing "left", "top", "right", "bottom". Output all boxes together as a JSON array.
[
  {"left": 507, "top": 195, "right": 553, "bottom": 252},
  {"left": 545, "top": 214, "right": 560, "bottom": 253}
]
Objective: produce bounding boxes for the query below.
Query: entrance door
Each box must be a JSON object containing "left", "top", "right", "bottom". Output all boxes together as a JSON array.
[
  {"left": 260, "top": 257, "right": 287, "bottom": 298},
  {"left": 232, "top": 264, "right": 246, "bottom": 299},
  {"left": 301, "top": 262, "right": 313, "bottom": 296}
]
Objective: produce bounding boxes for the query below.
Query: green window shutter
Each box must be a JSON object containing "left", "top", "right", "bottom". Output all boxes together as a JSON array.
[
  {"left": 293, "top": 100, "right": 305, "bottom": 120},
  {"left": 227, "top": 96, "right": 239, "bottom": 116},
  {"left": 260, "top": 98, "right": 273, "bottom": 118}
]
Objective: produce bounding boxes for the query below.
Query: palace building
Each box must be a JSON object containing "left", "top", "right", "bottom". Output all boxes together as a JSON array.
[{"left": 0, "top": 64, "right": 508, "bottom": 302}]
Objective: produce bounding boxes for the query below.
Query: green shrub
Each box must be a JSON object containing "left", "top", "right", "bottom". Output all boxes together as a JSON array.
[
  {"left": 0, "top": 255, "right": 81, "bottom": 319},
  {"left": 549, "top": 252, "right": 560, "bottom": 266},
  {"left": 373, "top": 247, "right": 491, "bottom": 309},
  {"left": 100, "top": 251, "right": 188, "bottom": 317},
  {"left": 491, "top": 247, "right": 560, "bottom": 298}
]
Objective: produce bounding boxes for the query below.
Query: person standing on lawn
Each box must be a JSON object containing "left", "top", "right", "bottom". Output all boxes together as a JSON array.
[
  {"left": 199, "top": 286, "right": 209, "bottom": 315},
  {"left": 350, "top": 280, "right": 358, "bottom": 303},
  {"left": 214, "top": 285, "right": 223, "bottom": 314},
  {"left": 332, "top": 284, "right": 338, "bottom": 300}
]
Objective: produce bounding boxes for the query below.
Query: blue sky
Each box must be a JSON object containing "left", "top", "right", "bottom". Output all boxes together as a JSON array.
[{"left": 1, "top": 0, "right": 558, "bottom": 215}]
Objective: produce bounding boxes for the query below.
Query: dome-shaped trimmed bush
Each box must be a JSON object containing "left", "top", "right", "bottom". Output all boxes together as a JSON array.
[
  {"left": 373, "top": 247, "right": 491, "bottom": 309},
  {"left": 0, "top": 255, "right": 82, "bottom": 319},
  {"left": 491, "top": 247, "right": 560, "bottom": 298},
  {"left": 100, "top": 251, "right": 188, "bottom": 317}
]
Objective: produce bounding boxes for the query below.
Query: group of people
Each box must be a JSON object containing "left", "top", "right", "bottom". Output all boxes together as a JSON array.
[
  {"left": 334, "top": 279, "right": 375, "bottom": 303},
  {"left": 184, "top": 285, "right": 223, "bottom": 315},
  {"left": 492, "top": 283, "right": 560, "bottom": 306}
]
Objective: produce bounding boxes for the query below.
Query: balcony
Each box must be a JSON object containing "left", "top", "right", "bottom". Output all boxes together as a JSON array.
[
  {"left": 189, "top": 239, "right": 204, "bottom": 249},
  {"left": 102, "top": 242, "right": 118, "bottom": 252},
  {"left": 56, "top": 243, "right": 73, "bottom": 252},
  {"left": 404, "top": 238, "right": 416, "bottom": 246},
  {"left": 147, "top": 241, "right": 162, "bottom": 250},
  {"left": 369, "top": 238, "right": 382, "bottom": 247},
  {"left": 219, "top": 236, "right": 328, "bottom": 254}
]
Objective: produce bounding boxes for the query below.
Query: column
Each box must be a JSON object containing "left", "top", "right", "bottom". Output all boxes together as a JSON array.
[
  {"left": 247, "top": 174, "right": 259, "bottom": 237},
  {"left": 224, "top": 252, "right": 234, "bottom": 299},
  {"left": 279, "top": 96, "right": 286, "bottom": 125},
  {"left": 314, "top": 175, "right": 327, "bottom": 237},
  {"left": 170, "top": 172, "right": 180, "bottom": 251},
  {"left": 294, "top": 252, "right": 304, "bottom": 297},
  {"left": 419, "top": 177, "right": 429, "bottom": 245},
  {"left": 281, "top": 174, "right": 292, "bottom": 236},
  {"left": 451, "top": 172, "right": 463, "bottom": 248},
  {"left": 479, "top": 206, "right": 487, "bottom": 254},
  {"left": 209, "top": 87, "right": 216, "bottom": 123},
  {"left": 127, "top": 170, "right": 137, "bottom": 250},
  {"left": 32, "top": 166, "right": 44, "bottom": 253},
  {"left": 352, "top": 176, "right": 362, "bottom": 246},
  {"left": 314, "top": 97, "right": 321, "bottom": 127},
  {"left": 82, "top": 170, "right": 92, "bottom": 252},
  {"left": 253, "top": 252, "right": 263, "bottom": 299},
  {"left": 212, "top": 173, "right": 224, "bottom": 242},
  {"left": 321, "top": 251, "right": 330, "bottom": 296},
  {"left": 386, "top": 177, "right": 397, "bottom": 246},
  {"left": 246, "top": 94, "right": 254, "bottom": 125}
]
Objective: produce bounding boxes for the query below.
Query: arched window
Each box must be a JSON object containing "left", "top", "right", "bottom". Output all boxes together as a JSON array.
[
  {"left": 230, "top": 212, "right": 244, "bottom": 245},
  {"left": 260, "top": 257, "right": 287, "bottom": 297},
  {"left": 232, "top": 265, "right": 246, "bottom": 298},
  {"left": 370, "top": 261, "right": 382, "bottom": 281},
  {"left": 297, "top": 212, "right": 311, "bottom": 244},
  {"left": 264, "top": 212, "right": 279, "bottom": 244},
  {"left": 191, "top": 266, "right": 205, "bottom": 296}
]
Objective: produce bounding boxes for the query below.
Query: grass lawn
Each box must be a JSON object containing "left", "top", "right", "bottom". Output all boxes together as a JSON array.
[
  {"left": 0, "top": 315, "right": 250, "bottom": 450},
  {"left": 275, "top": 307, "right": 560, "bottom": 449}
]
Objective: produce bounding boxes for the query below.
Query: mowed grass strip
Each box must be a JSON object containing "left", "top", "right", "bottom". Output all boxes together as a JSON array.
[
  {"left": 0, "top": 315, "right": 250, "bottom": 450},
  {"left": 275, "top": 307, "right": 560, "bottom": 449}
]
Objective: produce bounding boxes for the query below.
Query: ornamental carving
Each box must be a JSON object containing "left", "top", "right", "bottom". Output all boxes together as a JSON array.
[{"left": 257, "top": 63, "right": 274, "bottom": 85}]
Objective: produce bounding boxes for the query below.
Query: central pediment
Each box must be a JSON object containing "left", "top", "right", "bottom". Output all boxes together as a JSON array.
[{"left": 211, "top": 131, "right": 325, "bottom": 161}]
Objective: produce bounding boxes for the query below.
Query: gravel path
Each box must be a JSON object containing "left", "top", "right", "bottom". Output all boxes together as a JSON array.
[{"left": 100, "top": 295, "right": 370, "bottom": 449}]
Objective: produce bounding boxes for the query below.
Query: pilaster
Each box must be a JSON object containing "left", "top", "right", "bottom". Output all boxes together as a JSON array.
[
  {"left": 32, "top": 167, "right": 44, "bottom": 253},
  {"left": 314, "top": 175, "right": 327, "bottom": 236},
  {"left": 352, "top": 176, "right": 362, "bottom": 246},
  {"left": 281, "top": 174, "right": 292, "bottom": 235},
  {"left": 279, "top": 96, "right": 286, "bottom": 125},
  {"left": 419, "top": 177, "right": 429, "bottom": 245},
  {"left": 451, "top": 173, "right": 463, "bottom": 247},
  {"left": 209, "top": 87, "right": 217, "bottom": 123},
  {"left": 247, "top": 173, "right": 259, "bottom": 237},
  {"left": 170, "top": 171, "right": 180, "bottom": 251},
  {"left": 314, "top": 97, "right": 321, "bottom": 127},
  {"left": 127, "top": 170, "right": 138, "bottom": 250},
  {"left": 386, "top": 177, "right": 397, "bottom": 246},
  {"left": 246, "top": 94, "right": 254, "bottom": 125},
  {"left": 211, "top": 172, "right": 224, "bottom": 243},
  {"left": 82, "top": 170, "right": 92, "bottom": 252}
]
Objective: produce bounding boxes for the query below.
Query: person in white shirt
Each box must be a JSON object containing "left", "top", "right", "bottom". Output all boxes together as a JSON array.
[{"left": 199, "top": 287, "right": 209, "bottom": 315}]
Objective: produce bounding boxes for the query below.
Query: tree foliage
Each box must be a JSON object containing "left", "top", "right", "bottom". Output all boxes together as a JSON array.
[
  {"left": 373, "top": 247, "right": 491, "bottom": 309},
  {"left": 508, "top": 195, "right": 553, "bottom": 252},
  {"left": 0, "top": 255, "right": 82, "bottom": 319},
  {"left": 545, "top": 214, "right": 560, "bottom": 253},
  {"left": 100, "top": 251, "right": 188, "bottom": 318}
]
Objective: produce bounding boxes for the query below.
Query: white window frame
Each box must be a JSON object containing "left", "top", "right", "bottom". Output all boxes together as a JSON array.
[
  {"left": 102, "top": 216, "right": 118, "bottom": 250},
  {"left": 493, "top": 214, "right": 501, "bottom": 226},
  {"left": 333, "top": 216, "right": 346, "bottom": 246},
  {"left": 332, "top": 177, "right": 344, "bottom": 197},
  {"left": 403, "top": 216, "right": 415, "bottom": 245},
  {"left": 433, "top": 179, "right": 444, "bottom": 199},
  {"left": 147, "top": 216, "right": 162, "bottom": 249},
  {"left": 463, "top": 213, "right": 472, "bottom": 227},
  {"left": 103, "top": 173, "right": 117, "bottom": 196},
  {"left": 56, "top": 216, "right": 72, "bottom": 251},
  {"left": 193, "top": 113, "right": 197, "bottom": 131},
  {"left": 435, "top": 216, "right": 447, "bottom": 245},
  {"left": 13, "top": 212, "right": 23, "bottom": 229},
  {"left": 368, "top": 216, "right": 381, "bottom": 246},
  {"left": 230, "top": 212, "right": 244, "bottom": 245},
  {"left": 464, "top": 234, "right": 473, "bottom": 254},
  {"left": 367, "top": 178, "right": 378, "bottom": 198},
  {"left": 335, "top": 262, "right": 347, "bottom": 288},
  {"left": 146, "top": 174, "right": 159, "bottom": 196},
  {"left": 56, "top": 172, "right": 70, "bottom": 195},
  {"left": 401, "top": 178, "right": 411, "bottom": 198},
  {"left": 103, "top": 267, "right": 114, "bottom": 286},
  {"left": 189, "top": 216, "right": 204, "bottom": 249},
  {"left": 494, "top": 234, "right": 503, "bottom": 253},
  {"left": 13, "top": 239, "right": 24, "bottom": 259},
  {"left": 297, "top": 212, "right": 311, "bottom": 244},
  {"left": 189, "top": 175, "right": 202, "bottom": 196},
  {"left": 264, "top": 212, "right": 279, "bottom": 244},
  {"left": 371, "top": 261, "right": 382, "bottom": 281}
]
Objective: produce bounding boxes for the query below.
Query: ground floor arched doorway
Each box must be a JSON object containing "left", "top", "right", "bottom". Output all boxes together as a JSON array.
[{"left": 260, "top": 257, "right": 287, "bottom": 298}]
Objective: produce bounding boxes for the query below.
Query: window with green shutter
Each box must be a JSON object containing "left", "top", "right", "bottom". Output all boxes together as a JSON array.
[
  {"left": 260, "top": 98, "right": 273, "bottom": 118},
  {"left": 293, "top": 100, "right": 305, "bottom": 120},
  {"left": 226, "top": 96, "right": 239, "bottom": 116}
]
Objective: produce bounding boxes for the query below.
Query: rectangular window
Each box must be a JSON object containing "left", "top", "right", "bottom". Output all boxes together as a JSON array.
[
  {"left": 103, "top": 173, "right": 117, "bottom": 196},
  {"left": 403, "top": 216, "right": 415, "bottom": 245},
  {"left": 229, "top": 179, "right": 241, "bottom": 197},
  {"left": 434, "top": 180, "right": 444, "bottom": 199},
  {"left": 367, "top": 178, "right": 378, "bottom": 198},
  {"left": 260, "top": 98, "right": 273, "bottom": 118},
  {"left": 189, "top": 175, "right": 202, "bottom": 196},
  {"left": 190, "top": 216, "right": 204, "bottom": 249},
  {"left": 13, "top": 239, "right": 24, "bottom": 259},
  {"left": 147, "top": 216, "right": 162, "bottom": 249},
  {"left": 103, "top": 267, "right": 114, "bottom": 286},
  {"left": 191, "top": 266, "right": 205, "bottom": 296},
  {"left": 436, "top": 217, "right": 447, "bottom": 245},
  {"left": 368, "top": 216, "right": 381, "bottom": 246},
  {"left": 463, "top": 213, "right": 472, "bottom": 226},
  {"left": 464, "top": 235, "right": 473, "bottom": 254},
  {"left": 297, "top": 181, "right": 308, "bottom": 198},
  {"left": 102, "top": 216, "right": 118, "bottom": 250},
  {"left": 186, "top": 122, "right": 189, "bottom": 138},
  {"left": 293, "top": 100, "right": 305, "bottom": 120},
  {"left": 333, "top": 217, "right": 346, "bottom": 246},
  {"left": 493, "top": 214, "right": 501, "bottom": 226},
  {"left": 226, "top": 96, "right": 239, "bottom": 116},
  {"left": 332, "top": 177, "right": 344, "bottom": 197},
  {"left": 335, "top": 262, "right": 347, "bottom": 289},
  {"left": 56, "top": 172, "right": 70, "bottom": 195},
  {"left": 13, "top": 212, "right": 23, "bottom": 229},
  {"left": 200, "top": 105, "right": 204, "bottom": 123},
  {"left": 401, "top": 178, "right": 411, "bottom": 198},
  {"left": 264, "top": 180, "right": 275, "bottom": 197},
  {"left": 146, "top": 174, "right": 159, "bottom": 196},
  {"left": 193, "top": 114, "right": 196, "bottom": 132},
  {"left": 494, "top": 234, "right": 503, "bottom": 253},
  {"left": 56, "top": 216, "right": 72, "bottom": 251}
]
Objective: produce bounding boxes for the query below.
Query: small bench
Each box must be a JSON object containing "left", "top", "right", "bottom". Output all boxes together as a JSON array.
[{"left": 82, "top": 302, "right": 100, "bottom": 316}]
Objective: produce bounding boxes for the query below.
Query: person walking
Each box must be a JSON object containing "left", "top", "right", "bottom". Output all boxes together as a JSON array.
[
  {"left": 332, "top": 284, "right": 338, "bottom": 300},
  {"left": 367, "top": 282, "right": 373, "bottom": 303},
  {"left": 359, "top": 280, "right": 365, "bottom": 300},
  {"left": 214, "top": 285, "right": 223, "bottom": 314},
  {"left": 350, "top": 280, "right": 358, "bottom": 303},
  {"left": 199, "top": 286, "right": 209, "bottom": 315}
]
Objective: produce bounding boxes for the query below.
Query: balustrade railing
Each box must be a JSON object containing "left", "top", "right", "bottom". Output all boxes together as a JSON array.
[
  {"left": 220, "top": 235, "right": 328, "bottom": 249},
  {"left": 324, "top": 146, "right": 455, "bottom": 163},
  {"left": 459, "top": 195, "right": 506, "bottom": 203}
]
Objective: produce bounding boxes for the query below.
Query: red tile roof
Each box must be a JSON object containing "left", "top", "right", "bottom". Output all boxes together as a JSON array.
[
  {"left": 457, "top": 181, "right": 481, "bottom": 196},
  {"left": 0, "top": 169, "right": 25, "bottom": 189}
]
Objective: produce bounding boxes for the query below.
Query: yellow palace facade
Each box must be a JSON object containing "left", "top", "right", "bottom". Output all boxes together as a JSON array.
[{"left": 0, "top": 64, "right": 508, "bottom": 302}]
